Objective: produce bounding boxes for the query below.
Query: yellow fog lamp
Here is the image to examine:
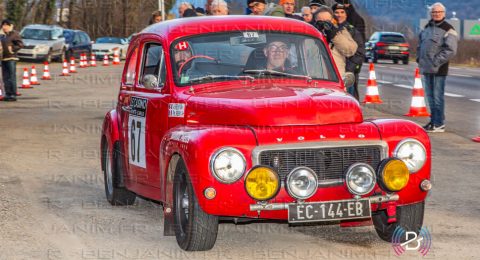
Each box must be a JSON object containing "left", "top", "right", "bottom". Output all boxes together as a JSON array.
[
  {"left": 244, "top": 166, "right": 280, "bottom": 201},
  {"left": 378, "top": 158, "right": 410, "bottom": 192}
]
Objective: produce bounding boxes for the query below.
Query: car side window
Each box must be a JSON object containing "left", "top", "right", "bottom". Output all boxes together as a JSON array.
[
  {"left": 124, "top": 47, "right": 139, "bottom": 86},
  {"left": 52, "top": 29, "right": 63, "bottom": 39},
  {"left": 74, "top": 33, "right": 81, "bottom": 44},
  {"left": 81, "top": 33, "right": 90, "bottom": 43},
  {"left": 139, "top": 43, "right": 166, "bottom": 88}
]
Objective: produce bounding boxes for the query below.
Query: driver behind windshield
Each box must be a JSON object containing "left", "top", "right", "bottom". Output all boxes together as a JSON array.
[{"left": 261, "top": 37, "right": 297, "bottom": 74}]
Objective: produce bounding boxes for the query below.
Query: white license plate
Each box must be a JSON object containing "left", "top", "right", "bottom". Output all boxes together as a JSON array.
[
  {"left": 288, "top": 199, "right": 371, "bottom": 223},
  {"left": 388, "top": 46, "right": 400, "bottom": 50}
]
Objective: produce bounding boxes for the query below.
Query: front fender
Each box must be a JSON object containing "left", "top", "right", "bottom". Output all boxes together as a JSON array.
[
  {"left": 370, "top": 119, "right": 431, "bottom": 206},
  {"left": 161, "top": 125, "right": 258, "bottom": 216}
]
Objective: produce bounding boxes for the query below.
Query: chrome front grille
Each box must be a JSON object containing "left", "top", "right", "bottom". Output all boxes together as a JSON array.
[{"left": 256, "top": 144, "right": 385, "bottom": 184}]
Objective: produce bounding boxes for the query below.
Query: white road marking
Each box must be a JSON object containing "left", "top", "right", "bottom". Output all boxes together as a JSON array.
[
  {"left": 444, "top": 93, "right": 464, "bottom": 97},
  {"left": 376, "top": 65, "right": 387, "bottom": 68},
  {"left": 359, "top": 76, "right": 367, "bottom": 80},
  {"left": 450, "top": 74, "right": 473, "bottom": 78},
  {"left": 394, "top": 84, "right": 413, "bottom": 89},
  {"left": 469, "top": 99, "right": 480, "bottom": 103},
  {"left": 377, "top": 80, "right": 393, "bottom": 84},
  {"left": 388, "top": 67, "right": 407, "bottom": 71}
]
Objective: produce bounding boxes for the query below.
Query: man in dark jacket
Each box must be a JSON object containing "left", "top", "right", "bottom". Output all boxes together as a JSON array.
[
  {"left": 334, "top": 0, "right": 366, "bottom": 41},
  {"left": 418, "top": 2, "right": 457, "bottom": 133},
  {"left": 1, "top": 19, "right": 24, "bottom": 102},
  {"left": 333, "top": 3, "right": 365, "bottom": 100}
]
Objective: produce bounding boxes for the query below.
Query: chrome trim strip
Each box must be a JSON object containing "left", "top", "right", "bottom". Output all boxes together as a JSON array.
[
  {"left": 252, "top": 140, "right": 389, "bottom": 166},
  {"left": 249, "top": 194, "right": 399, "bottom": 212}
]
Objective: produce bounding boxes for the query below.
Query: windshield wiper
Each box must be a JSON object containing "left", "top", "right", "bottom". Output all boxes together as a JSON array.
[
  {"left": 243, "top": 69, "right": 312, "bottom": 80},
  {"left": 187, "top": 75, "right": 254, "bottom": 84}
]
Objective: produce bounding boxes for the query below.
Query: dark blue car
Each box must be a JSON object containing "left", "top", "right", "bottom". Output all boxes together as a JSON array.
[{"left": 63, "top": 29, "right": 92, "bottom": 59}]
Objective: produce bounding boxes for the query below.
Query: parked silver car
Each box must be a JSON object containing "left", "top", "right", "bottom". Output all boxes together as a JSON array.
[{"left": 17, "top": 24, "right": 67, "bottom": 62}]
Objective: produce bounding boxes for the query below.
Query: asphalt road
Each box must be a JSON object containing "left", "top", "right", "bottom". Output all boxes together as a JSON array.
[
  {"left": 358, "top": 61, "right": 480, "bottom": 139},
  {"left": 0, "top": 61, "right": 479, "bottom": 259}
]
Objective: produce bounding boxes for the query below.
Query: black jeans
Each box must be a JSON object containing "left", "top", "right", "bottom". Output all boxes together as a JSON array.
[{"left": 2, "top": 60, "right": 17, "bottom": 97}]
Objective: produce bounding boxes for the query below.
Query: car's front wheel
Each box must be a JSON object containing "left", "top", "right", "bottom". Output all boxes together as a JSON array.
[
  {"left": 102, "top": 140, "right": 136, "bottom": 206},
  {"left": 173, "top": 160, "right": 218, "bottom": 251},
  {"left": 372, "top": 201, "right": 424, "bottom": 242}
]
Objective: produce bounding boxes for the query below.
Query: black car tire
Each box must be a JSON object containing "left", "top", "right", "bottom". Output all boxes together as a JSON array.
[
  {"left": 373, "top": 52, "right": 378, "bottom": 63},
  {"left": 393, "top": 59, "right": 399, "bottom": 64},
  {"left": 403, "top": 58, "right": 409, "bottom": 65},
  {"left": 102, "top": 140, "right": 136, "bottom": 206},
  {"left": 173, "top": 160, "right": 218, "bottom": 251},
  {"left": 372, "top": 201, "right": 424, "bottom": 242}
]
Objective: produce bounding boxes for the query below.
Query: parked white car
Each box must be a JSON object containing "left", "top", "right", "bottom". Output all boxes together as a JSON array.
[
  {"left": 17, "top": 24, "right": 67, "bottom": 62},
  {"left": 92, "top": 37, "right": 129, "bottom": 60}
]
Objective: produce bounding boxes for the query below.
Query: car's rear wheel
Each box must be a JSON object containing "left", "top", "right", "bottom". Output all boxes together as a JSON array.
[
  {"left": 372, "top": 201, "right": 424, "bottom": 242},
  {"left": 173, "top": 160, "right": 218, "bottom": 251},
  {"left": 102, "top": 140, "right": 136, "bottom": 206},
  {"left": 393, "top": 59, "right": 399, "bottom": 64},
  {"left": 402, "top": 58, "right": 409, "bottom": 65},
  {"left": 373, "top": 52, "right": 378, "bottom": 63}
]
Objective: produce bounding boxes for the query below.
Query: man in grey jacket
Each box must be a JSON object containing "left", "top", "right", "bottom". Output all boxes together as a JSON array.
[{"left": 417, "top": 2, "right": 458, "bottom": 133}]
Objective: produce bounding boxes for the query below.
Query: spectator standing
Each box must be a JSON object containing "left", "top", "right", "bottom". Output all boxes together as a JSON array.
[
  {"left": 178, "top": 2, "right": 195, "bottom": 17},
  {"left": 0, "top": 19, "right": 23, "bottom": 102},
  {"left": 210, "top": 0, "right": 229, "bottom": 15},
  {"left": 334, "top": 0, "right": 366, "bottom": 41},
  {"left": 270, "top": 0, "right": 303, "bottom": 20},
  {"left": 309, "top": 0, "right": 326, "bottom": 13},
  {"left": 313, "top": 6, "right": 357, "bottom": 77},
  {"left": 149, "top": 10, "right": 163, "bottom": 24},
  {"left": 333, "top": 3, "right": 365, "bottom": 100},
  {"left": 301, "top": 6, "right": 314, "bottom": 24},
  {"left": 248, "top": 0, "right": 266, "bottom": 15},
  {"left": 418, "top": 2, "right": 458, "bottom": 133}
]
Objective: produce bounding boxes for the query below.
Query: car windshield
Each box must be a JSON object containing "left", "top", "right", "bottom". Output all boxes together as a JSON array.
[
  {"left": 96, "top": 37, "right": 122, "bottom": 44},
  {"left": 21, "top": 28, "right": 52, "bottom": 40},
  {"left": 171, "top": 32, "right": 338, "bottom": 86},
  {"left": 380, "top": 35, "right": 406, "bottom": 43}
]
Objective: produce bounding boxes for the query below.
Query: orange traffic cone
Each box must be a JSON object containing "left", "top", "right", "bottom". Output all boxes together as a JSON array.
[
  {"left": 30, "top": 66, "right": 40, "bottom": 85},
  {"left": 69, "top": 57, "right": 77, "bottom": 73},
  {"left": 473, "top": 135, "right": 480, "bottom": 142},
  {"left": 90, "top": 53, "right": 97, "bottom": 67},
  {"left": 83, "top": 53, "right": 90, "bottom": 67},
  {"left": 60, "top": 60, "right": 70, "bottom": 76},
  {"left": 405, "top": 68, "right": 430, "bottom": 117},
  {"left": 42, "top": 62, "right": 52, "bottom": 80},
  {"left": 112, "top": 50, "right": 120, "bottom": 65},
  {"left": 362, "top": 63, "right": 383, "bottom": 104},
  {"left": 0, "top": 87, "right": 4, "bottom": 100},
  {"left": 79, "top": 54, "right": 85, "bottom": 68},
  {"left": 20, "top": 68, "right": 33, "bottom": 89},
  {"left": 103, "top": 54, "right": 109, "bottom": 66}
]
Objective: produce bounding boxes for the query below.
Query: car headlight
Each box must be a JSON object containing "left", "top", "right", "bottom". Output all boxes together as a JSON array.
[
  {"left": 244, "top": 166, "right": 280, "bottom": 201},
  {"left": 378, "top": 158, "right": 409, "bottom": 192},
  {"left": 286, "top": 167, "right": 318, "bottom": 200},
  {"left": 210, "top": 147, "right": 246, "bottom": 184},
  {"left": 393, "top": 139, "right": 426, "bottom": 173},
  {"left": 346, "top": 163, "right": 376, "bottom": 195}
]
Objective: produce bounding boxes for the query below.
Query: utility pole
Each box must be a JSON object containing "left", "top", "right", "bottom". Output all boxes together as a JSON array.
[{"left": 159, "top": 0, "right": 165, "bottom": 21}]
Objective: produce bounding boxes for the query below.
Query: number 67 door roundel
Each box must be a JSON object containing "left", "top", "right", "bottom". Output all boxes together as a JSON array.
[{"left": 128, "top": 97, "right": 147, "bottom": 168}]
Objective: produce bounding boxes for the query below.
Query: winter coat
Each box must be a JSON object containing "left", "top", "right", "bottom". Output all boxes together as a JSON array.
[
  {"left": 330, "top": 27, "right": 358, "bottom": 77},
  {"left": 417, "top": 19, "right": 458, "bottom": 75}
]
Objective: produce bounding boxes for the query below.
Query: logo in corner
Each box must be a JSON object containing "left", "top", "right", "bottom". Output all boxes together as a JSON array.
[{"left": 391, "top": 226, "right": 432, "bottom": 256}]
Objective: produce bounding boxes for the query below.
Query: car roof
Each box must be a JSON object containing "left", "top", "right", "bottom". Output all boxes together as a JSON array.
[
  {"left": 64, "top": 29, "right": 86, "bottom": 33},
  {"left": 376, "top": 32, "right": 405, "bottom": 36},
  {"left": 139, "top": 15, "right": 322, "bottom": 44},
  {"left": 23, "top": 24, "right": 64, "bottom": 30}
]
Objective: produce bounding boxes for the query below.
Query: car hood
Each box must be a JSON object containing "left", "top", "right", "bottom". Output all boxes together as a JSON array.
[
  {"left": 184, "top": 83, "right": 363, "bottom": 126},
  {"left": 22, "top": 39, "right": 58, "bottom": 47},
  {"left": 92, "top": 43, "right": 123, "bottom": 50}
]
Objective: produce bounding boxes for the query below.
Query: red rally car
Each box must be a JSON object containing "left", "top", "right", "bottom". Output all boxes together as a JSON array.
[{"left": 100, "top": 16, "right": 432, "bottom": 251}]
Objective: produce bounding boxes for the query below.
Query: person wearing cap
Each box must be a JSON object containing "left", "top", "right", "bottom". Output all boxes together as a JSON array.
[
  {"left": 301, "top": 6, "right": 314, "bottom": 24},
  {"left": 248, "top": 0, "right": 266, "bottom": 15},
  {"left": 210, "top": 0, "right": 229, "bottom": 15},
  {"left": 263, "top": 39, "right": 293, "bottom": 73},
  {"left": 313, "top": 6, "right": 357, "bottom": 78},
  {"left": 309, "top": 0, "right": 326, "bottom": 13},
  {"left": 1, "top": 19, "right": 23, "bottom": 102},
  {"left": 270, "top": 0, "right": 303, "bottom": 20},
  {"left": 333, "top": 3, "right": 365, "bottom": 100},
  {"left": 334, "top": 0, "right": 366, "bottom": 40}
]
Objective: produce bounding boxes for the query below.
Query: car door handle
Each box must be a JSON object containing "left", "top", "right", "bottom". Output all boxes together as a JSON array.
[{"left": 121, "top": 105, "right": 131, "bottom": 112}]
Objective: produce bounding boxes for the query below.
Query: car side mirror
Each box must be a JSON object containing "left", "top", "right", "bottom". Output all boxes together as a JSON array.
[
  {"left": 142, "top": 74, "right": 160, "bottom": 89},
  {"left": 343, "top": 72, "right": 355, "bottom": 89}
]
